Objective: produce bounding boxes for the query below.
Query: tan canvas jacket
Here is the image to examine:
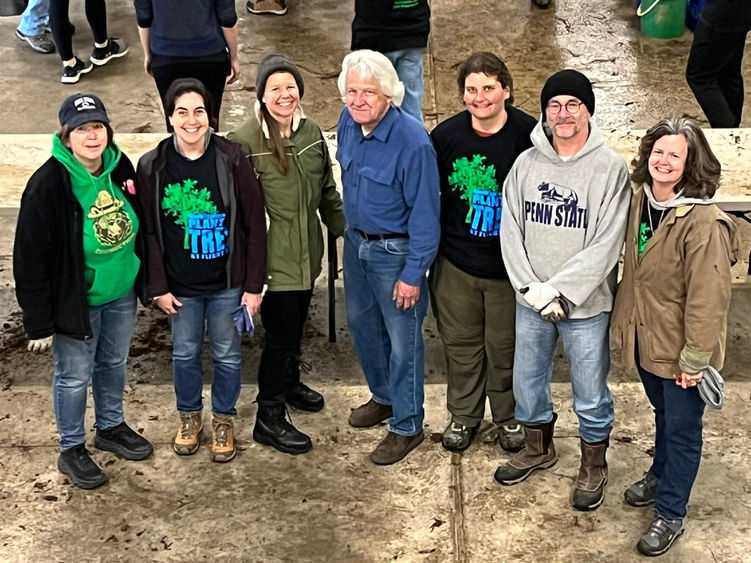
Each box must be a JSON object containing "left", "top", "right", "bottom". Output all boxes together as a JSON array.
[{"left": 611, "top": 184, "right": 738, "bottom": 379}]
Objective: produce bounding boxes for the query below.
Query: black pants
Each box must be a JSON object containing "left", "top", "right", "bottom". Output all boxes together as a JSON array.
[
  {"left": 256, "top": 289, "right": 314, "bottom": 402},
  {"left": 50, "top": 0, "right": 107, "bottom": 62},
  {"left": 686, "top": 20, "right": 749, "bottom": 128},
  {"left": 151, "top": 51, "right": 230, "bottom": 131}
]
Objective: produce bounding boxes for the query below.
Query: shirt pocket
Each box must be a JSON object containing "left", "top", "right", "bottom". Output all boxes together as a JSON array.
[{"left": 359, "top": 162, "right": 399, "bottom": 208}]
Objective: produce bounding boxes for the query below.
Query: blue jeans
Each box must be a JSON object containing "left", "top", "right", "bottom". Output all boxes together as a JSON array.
[
  {"left": 170, "top": 288, "right": 242, "bottom": 416},
  {"left": 384, "top": 48, "right": 424, "bottom": 124},
  {"left": 512, "top": 303, "right": 613, "bottom": 443},
  {"left": 18, "top": 0, "right": 50, "bottom": 35},
  {"left": 52, "top": 290, "right": 136, "bottom": 451},
  {"left": 344, "top": 229, "right": 427, "bottom": 436},
  {"left": 637, "top": 349, "right": 705, "bottom": 519}
]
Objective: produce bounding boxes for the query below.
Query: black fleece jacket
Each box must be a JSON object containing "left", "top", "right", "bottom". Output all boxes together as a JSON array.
[{"left": 13, "top": 154, "right": 146, "bottom": 340}]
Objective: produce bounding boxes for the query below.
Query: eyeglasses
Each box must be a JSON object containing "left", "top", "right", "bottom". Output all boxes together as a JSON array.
[{"left": 547, "top": 100, "right": 583, "bottom": 115}]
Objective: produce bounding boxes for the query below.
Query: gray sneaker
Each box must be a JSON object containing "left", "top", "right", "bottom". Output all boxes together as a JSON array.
[
  {"left": 441, "top": 420, "right": 477, "bottom": 452},
  {"left": 636, "top": 515, "right": 685, "bottom": 556},
  {"left": 16, "top": 29, "right": 55, "bottom": 54},
  {"left": 624, "top": 471, "right": 659, "bottom": 507}
]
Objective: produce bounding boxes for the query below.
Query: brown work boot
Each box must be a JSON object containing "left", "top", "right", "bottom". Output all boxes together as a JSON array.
[
  {"left": 493, "top": 413, "right": 558, "bottom": 485},
  {"left": 572, "top": 438, "right": 608, "bottom": 511},
  {"left": 369, "top": 430, "right": 424, "bottom": 465},
  {"left": 211, "top": 415, "right": 236, "bottom": 463},
  {"left": 348, "top": 398, "right": 393, "bottom": 428},
  {"left": 172, "top": 411, "right": 202, "bottom": 456}
]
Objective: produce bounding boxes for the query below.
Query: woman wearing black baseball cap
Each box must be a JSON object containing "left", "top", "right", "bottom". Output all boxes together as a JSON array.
[{"left": 14, "top": 93, "right": 153, "bottom": 489}]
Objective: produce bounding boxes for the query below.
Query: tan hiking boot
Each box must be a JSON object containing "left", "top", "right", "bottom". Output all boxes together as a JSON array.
[
  {"left": 173, "top": 411, "right": 202, "bottom": 455},
  {"left": 211, "top": 415, "right": 236, "bottom": 463}
]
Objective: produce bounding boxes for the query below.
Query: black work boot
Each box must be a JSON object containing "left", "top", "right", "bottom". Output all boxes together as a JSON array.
[
  {"left": 285, "top": 356, "right": 324, "bottom": 412},
  {"left": 572, "top": 438, "right": 609, "bottom": 511},
  {"left": 494, "top": 413, "right": 558, "bottom": 485},
  {"left": 57, "top": 444, "right": 109, "bottom": 489},
  {"left": 95, "top": 422, "right": 153, "bottom": 460},
  {"left": 253, "top": 400, "right": 312, "bottom": 454},
  {"left": 287, "top": 381, "right": 324, "bottom": 412}
]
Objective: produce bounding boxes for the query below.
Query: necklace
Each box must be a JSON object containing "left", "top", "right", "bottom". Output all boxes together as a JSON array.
[{"left": 646, "top": 198, "right": 666, "bottom": 236}]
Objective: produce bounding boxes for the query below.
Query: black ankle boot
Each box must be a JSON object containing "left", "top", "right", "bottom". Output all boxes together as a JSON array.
[
  {"left": 253, "top": 400, "right": 312, "bottom": 454},
  {"left": 286, "top": 381, "right": 324, "bottom": 412}
]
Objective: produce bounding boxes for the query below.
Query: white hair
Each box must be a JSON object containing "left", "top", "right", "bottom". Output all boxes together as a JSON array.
[{"left": 337, "top": 50, "right": 405, "bottom": 107}]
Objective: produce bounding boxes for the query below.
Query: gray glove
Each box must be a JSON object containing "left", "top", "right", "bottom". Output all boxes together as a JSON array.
[
  {"left": 521, "top": 282, "right": 559, "bottom": 311},
  {"left": 28, "top": 336, "right": 53, "bottom": 353},
  {"left": 540, "top": 298, "right": 569, "bottom": 322}
]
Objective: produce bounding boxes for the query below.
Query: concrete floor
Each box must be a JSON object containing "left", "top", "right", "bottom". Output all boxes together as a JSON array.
[{"left": 2, "top": 0, "right": 751, "bottom": 561}]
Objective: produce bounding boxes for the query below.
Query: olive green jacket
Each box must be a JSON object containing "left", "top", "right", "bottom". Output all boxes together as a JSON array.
[
  {"left": 227, "top": 108, "right": 345, "bottom": 291},
  {"left": 611, "top": 184, "right": 738, "bottom": 378}
]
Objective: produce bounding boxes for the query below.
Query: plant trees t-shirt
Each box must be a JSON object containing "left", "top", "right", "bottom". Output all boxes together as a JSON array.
[{"left": 161, "top": 140, "right": 229, "bottom": 296}]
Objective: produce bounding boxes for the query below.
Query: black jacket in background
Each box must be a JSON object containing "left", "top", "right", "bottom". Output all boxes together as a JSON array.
[
  {"left": 13, "top": 154, "right": 146, "bottom": 340},
  {"left": 351, "top": 0, "right": 430, "bottom": 53}
]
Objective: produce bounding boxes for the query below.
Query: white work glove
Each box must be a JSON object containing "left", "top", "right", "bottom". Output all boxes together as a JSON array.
[
  {"left": 540, "top": 298, "right": 569, "bottom": 322},
  {"left": 521, "top": 282, "right": 559, "bottom": 311},
  {"left": 28, "top": 336, "right": 53, "bottom": 353}
]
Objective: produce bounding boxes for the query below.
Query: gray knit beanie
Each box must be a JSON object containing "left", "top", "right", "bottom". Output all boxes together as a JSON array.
[{"left": 255, "top": 51, "right": 305, "bottom": 99}]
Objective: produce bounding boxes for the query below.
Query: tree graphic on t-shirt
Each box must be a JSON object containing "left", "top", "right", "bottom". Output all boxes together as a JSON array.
[
  {"left": 162, "top": 179, "right": 218, "bottom": 249},
  {"left": 448, "top": 155, "right": 499, "bottom": 222}
]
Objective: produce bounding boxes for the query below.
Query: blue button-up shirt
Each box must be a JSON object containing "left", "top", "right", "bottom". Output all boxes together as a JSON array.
[{"left": 336, "top": 106, "right": 440, "bottom": 286}]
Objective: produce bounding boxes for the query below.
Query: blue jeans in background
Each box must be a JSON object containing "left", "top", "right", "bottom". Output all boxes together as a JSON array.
[
  {"left": 384, "top": 48, "right": 425, "bottom": 124},
  {"left": 512, "top": 303, "right": 613, "bottom": 443},
  {"left": 637, "top": 350, "right": 705, "bottom": 519},
  {"left": 18, "top": 0, "right": 50, "bottom": 35},
  {"left": 170, "top": 287, "right": 242, "bottom": 416},
  {"left": 52, "top": 289, "right": 136, "bottom": 451},
  {"left": 344, "top": 228, "right": 427, "bottom": 436}
]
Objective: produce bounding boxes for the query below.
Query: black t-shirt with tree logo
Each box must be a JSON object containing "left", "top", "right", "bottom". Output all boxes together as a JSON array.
[
  {"left": 161, "top": 140, "right": 229, "bottom": 296},
  {"left": 430, "top": 107, "right": 536, "bottom": 279}
]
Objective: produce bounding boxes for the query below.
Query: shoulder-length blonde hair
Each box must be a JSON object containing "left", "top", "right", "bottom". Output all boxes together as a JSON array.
[{"left": 631, "top": 116, "right": 721, "bottom": 199}]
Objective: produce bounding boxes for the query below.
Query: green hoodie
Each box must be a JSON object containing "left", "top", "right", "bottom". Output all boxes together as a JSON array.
[{"left": 52, "top": 135, "right": 140, "bottom": 306}]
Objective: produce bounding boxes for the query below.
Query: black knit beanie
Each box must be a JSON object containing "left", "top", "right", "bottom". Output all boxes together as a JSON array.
[
  {"left": 255, "top": 51, "right": 305, "bottom": 99},
  {"left": 540, "top": 69, "right": 595, "bottom": 117}
]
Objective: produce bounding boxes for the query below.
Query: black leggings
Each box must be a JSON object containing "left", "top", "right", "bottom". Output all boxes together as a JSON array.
[
  {"left": 151, "top": 51, "right": 230, "bottom": 131},
  {"left": 50, "top": 0, "right": 107, "bottom": 62},
  {"left": 256, "top": 289, "right": 314, "bottom": 402}
]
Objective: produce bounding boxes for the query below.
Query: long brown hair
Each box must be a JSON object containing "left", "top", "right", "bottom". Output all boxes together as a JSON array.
[
  {"left": 631, "top": 116, "right": 721, "bottom": 199},
  {"left": 259, "top": 103, "right": 289, "bottom": 175}
]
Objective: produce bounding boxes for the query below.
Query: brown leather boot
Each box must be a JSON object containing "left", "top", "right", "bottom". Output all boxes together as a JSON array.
[
  {"left": 572, "top": 438, "right": 608, "bottom": 511},
  {"left": 173, "top": 411, "right": 202, "bottom": 456},
  {"left": 493, "top": 413, "right": 558, "bottom": 485},
  {"left": 211, "top": 415, "right": 236, "bottom": 463}
]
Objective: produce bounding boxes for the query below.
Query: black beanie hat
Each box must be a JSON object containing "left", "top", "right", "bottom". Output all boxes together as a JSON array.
[
  {"left": 540, "top": 69, "right": 595, "bottom": 117},
  {"left": 255, "top": 51, "right": 305, "bottom": 100}
]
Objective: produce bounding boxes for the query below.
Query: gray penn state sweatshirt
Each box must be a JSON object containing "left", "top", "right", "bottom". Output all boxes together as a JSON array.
[{"left": 500, "top": 119, "right": 630, "bottom": 319}]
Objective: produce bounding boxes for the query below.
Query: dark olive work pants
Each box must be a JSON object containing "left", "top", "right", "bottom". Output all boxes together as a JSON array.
[{"left": 429, "top": 255, "right": 516, "bottom": 427}]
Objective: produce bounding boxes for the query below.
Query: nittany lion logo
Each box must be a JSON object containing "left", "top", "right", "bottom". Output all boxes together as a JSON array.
[{"left": 538, "top": 182, "right": 579, "bottom": 207}]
